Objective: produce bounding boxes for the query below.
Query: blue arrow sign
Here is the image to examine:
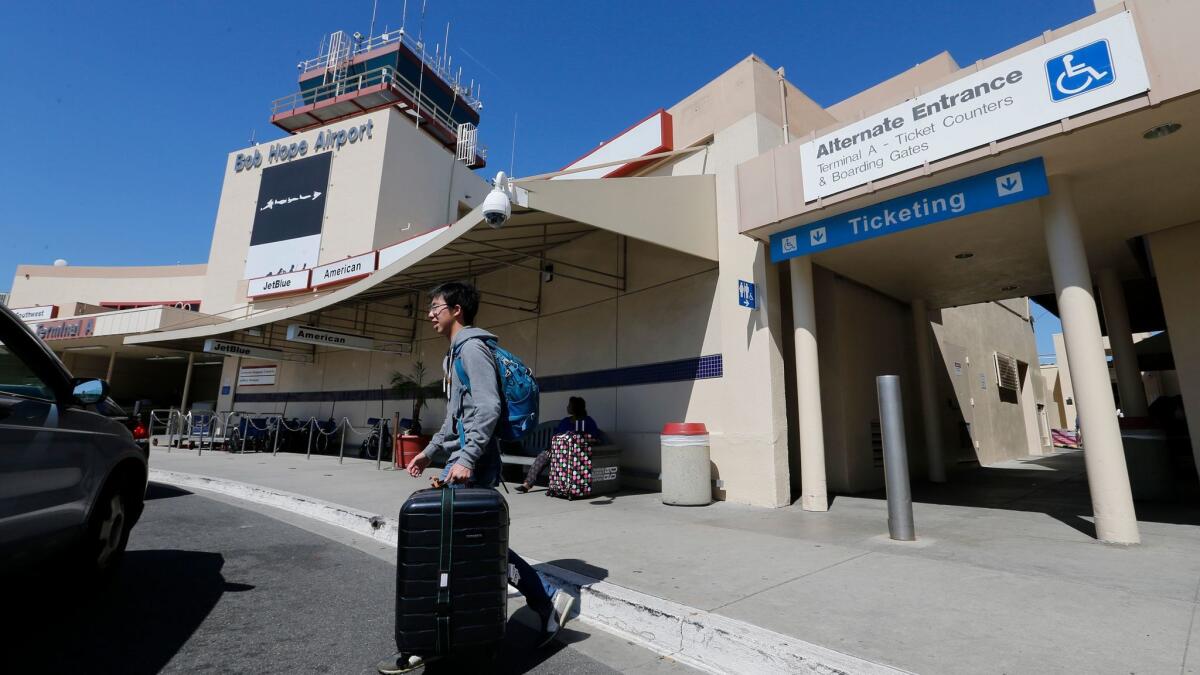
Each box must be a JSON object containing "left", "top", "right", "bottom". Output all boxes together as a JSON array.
[{"left": 770, "top": 157, "right": 1049, "bottom": 263}]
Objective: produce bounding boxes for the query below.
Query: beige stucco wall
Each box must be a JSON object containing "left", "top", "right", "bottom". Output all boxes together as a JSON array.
[
  {"left": 8, "top": 264, "right": 208, "bottom": 316},
  {"left": 933, "top": 299, "right": 1047, "bottom": 465},
  {"left": 1148, "top": 220, "right": 1200, "bottom": 462},
  {"left": 812, "top": 266, "right": 923, "bottom": 493}
]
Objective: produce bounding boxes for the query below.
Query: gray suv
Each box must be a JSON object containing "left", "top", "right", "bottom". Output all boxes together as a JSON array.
[{"left": 0, "top": 304, "right": 147, "bottom": 577}]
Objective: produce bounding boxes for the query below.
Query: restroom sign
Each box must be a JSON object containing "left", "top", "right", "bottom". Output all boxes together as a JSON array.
[{"left": 738, "top": 280, "right": 757, "bottom": 309}]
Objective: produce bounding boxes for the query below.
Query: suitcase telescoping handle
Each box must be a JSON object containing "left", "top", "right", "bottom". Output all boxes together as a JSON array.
[{"left": 435, "top": 486, "right": 454, "bottom": 654}]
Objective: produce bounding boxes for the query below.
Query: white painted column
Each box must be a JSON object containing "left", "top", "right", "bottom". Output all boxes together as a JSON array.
[
  {"left": 789, "top": 255, "right": 828, "bottom": 512},
  {"left": 911, "top": 298, "right": 947, "bottom": 482},
  {"left": 1042, "top": 175, "right": 1139, "bottom": 544},
  {"left": 179, "top": 352, "right": 196, "bottom": 412},
  {"left": 104, "top": 351, "right": 117, "bottom": 384},
  {"left": 1097, "top": 268, "right": 1150, "bottom": 417}
]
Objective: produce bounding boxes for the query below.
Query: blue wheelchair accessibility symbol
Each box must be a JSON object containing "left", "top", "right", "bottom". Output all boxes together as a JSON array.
[{"left": 1046, "top": 40, "right": 1114, "bottom": 102}]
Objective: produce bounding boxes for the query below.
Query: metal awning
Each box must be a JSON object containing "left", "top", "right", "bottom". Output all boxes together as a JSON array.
[{"left": 124, "top": 175, "right": 716, "bottom": 358}]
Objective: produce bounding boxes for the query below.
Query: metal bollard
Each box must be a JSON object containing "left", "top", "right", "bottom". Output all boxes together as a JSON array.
[
  {"left": 339, "top": 420, "right": 346, "bottom": 464},
  {"left": 240, "top": 417, "right": 248, "bottom": 454},
  {"left": 375, "top": 420, "right": 382, "bottom": 471},
  {"left": 306, "top": 419, "right": 314, "bottom": 460},
  {"left": 272, "top": 417, "right": 281, "bottom": 456},
  {"left": 877, "top": 375, "right": 916, "bottom": 541}
]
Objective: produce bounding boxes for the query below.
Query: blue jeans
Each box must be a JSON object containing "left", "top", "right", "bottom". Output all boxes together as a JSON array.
[{"left": 439, "top": 461, "right": 556, "bottom": 620}]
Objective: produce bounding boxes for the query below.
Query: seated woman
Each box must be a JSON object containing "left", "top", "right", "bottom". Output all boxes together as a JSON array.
[{"left": 515, "top": 396, "right": 600, "bottom": 493}]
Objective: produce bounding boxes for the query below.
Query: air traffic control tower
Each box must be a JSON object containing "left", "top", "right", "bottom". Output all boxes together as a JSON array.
[{"left": 270, "top": 27, "right": 487, "bottom": 169}]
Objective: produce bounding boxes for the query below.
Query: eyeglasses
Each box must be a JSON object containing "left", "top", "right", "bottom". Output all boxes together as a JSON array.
[{"left": 428, "top": 303, "right": 450, "bottom": 315}]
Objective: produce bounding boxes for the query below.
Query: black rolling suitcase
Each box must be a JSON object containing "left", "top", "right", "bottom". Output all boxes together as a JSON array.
[{"left": 396, "top": 486, "right": 509, "bottom": 662}]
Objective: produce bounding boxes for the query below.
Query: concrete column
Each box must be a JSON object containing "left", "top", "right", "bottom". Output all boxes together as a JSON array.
[
  {"left": 911, "top": 298, "right": 947, "bottom": 482},
  {"left": 1042, "top": 175, "right": 1139, "bottom": 544},
  {"left": 789, "top": 255, "right": 828, "bottom": 512},
  {"left": 179, "top": 352, "right": 195, "bottom": 412},
  {"left": 1097, "top": 268, "right": 1150, "bottom": 417},
  {"left": 104, "top": 351, "right": 117, "bottom": 384}
]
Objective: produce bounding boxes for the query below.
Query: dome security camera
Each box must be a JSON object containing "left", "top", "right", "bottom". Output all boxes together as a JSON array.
[{"left": 482, "top": 171, "right": 512, "bottom": 228}]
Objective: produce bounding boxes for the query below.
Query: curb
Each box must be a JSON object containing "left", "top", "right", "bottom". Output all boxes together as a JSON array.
[{"left": 150, "top": 469, "right": 909, "bottom": 675}]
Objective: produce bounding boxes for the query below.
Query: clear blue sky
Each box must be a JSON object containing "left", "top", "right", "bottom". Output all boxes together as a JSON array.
[{"left": 1, "top": 0, "right": 1089, "bottom": 355}]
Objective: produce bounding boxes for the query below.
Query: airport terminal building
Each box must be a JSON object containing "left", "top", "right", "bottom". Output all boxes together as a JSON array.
[{"left": 8, "top": 0, "right": 1198, "bottom": 543}]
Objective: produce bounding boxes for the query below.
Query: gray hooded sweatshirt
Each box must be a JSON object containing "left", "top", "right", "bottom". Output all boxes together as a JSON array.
[{"left": 419, "top": 326, "right": 502, "bottom": 471}]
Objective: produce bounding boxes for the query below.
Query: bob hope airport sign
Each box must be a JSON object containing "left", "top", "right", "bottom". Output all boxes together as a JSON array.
[{"left": 800, "top": 12, "right": 1149, "bottom": 200}]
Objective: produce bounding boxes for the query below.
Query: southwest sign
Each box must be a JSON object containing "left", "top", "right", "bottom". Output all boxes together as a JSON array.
[
  {"left": 13, "top": 305, "right": 58, "bottom": 322},
  {"left": 770, "top": 158, "right": 1048, "bottom": 262},
  {"left": 800, "top": 12, "right": 1148, "bottom": 200}
]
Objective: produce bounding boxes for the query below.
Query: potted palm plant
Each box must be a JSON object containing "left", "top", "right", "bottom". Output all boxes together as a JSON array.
[{"left": 391, "top": 360, "right": 438, "bottom": 466}]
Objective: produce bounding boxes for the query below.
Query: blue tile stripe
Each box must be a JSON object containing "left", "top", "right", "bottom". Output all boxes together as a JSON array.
[{"left": 233, "top": 353, "right": 723, "bottom": 404}]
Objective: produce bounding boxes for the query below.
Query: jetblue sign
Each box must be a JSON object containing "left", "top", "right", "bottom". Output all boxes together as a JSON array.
[
  {"left": 770, "top": 158, "right": 1048, "bottom": 262},
  {"left": 800, "top": 12, "right": 1148, "bottom": 200}
]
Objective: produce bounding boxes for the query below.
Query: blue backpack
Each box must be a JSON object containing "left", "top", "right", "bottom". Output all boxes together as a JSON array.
[{"left": 453, "top": 336, "right": 539, "bottom": 441}]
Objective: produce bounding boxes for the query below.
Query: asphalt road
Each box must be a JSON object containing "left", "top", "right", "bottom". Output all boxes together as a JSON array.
[{"left": 2, "top": 483, "right": 693, "bottom": 675}]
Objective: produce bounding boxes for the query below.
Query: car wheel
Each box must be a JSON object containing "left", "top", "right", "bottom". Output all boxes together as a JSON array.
[{"left": 83, "top": 481, "right": 134, "bottom": 578}]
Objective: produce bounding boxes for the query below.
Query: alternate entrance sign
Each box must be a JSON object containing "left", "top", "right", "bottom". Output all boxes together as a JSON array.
[
  {"left": 800, "top": 12, "right": 1148, "bottom": 200},
  {"left": 770, "top": 158, "right": 1048, "bottom": 262}
]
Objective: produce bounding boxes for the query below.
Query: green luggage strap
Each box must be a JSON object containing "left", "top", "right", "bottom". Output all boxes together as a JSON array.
[{"left": 435, "top": 487, "right": 454, "bottom": 654}]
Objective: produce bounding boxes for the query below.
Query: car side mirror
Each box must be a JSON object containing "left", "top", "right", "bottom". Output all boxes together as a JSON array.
[{"left": 71, "top": 378, "right": 109, "bottom": 405}]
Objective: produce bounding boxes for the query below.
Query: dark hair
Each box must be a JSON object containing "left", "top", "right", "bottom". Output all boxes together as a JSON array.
[
  {"left": 568, "top": 396, "right": 587, "bottom": 417},
  {"left": 429, "top": 281, "right": 480, "bottom": 324}
]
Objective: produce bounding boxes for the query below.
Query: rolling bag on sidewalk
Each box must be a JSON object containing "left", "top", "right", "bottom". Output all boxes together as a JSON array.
[
  {"left": 396, "top": 486, "right": 509, "bottom": 662},
  {"left": 547, "top": 432, "right": 595, "bottom": 500}
]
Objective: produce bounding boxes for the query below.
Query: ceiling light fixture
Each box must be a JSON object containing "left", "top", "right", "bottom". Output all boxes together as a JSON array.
[
  {"left": 1143, "top": 122, "right": 1181, "bottom": 140},
  {"left": 954, "top": 252, "right": 975, "bottom": 260}
]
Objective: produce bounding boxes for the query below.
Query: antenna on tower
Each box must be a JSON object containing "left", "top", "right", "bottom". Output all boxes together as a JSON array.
[
  {"left": 510, "top": 112, "right": 518, "bottom": 177},
  {"left": 368, "top": 0, "right": 379, "bottom": 40},
  {"left": 401, "top": 0, "right": 408, "bottom": 32},
  {"left": 414, "top": 0, "right": 428, "bottom": 130},
  {"left": 443, "top": 22, "right": 451, "bottom": 72}
]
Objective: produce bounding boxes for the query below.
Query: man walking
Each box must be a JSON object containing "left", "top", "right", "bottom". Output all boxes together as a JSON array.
[{"left": 378, "top": 281, "right": 575, "bottom": 674}]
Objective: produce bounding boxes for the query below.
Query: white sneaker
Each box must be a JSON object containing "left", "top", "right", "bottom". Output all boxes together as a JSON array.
[
  {"left": 538, "top": 589, "right": 577, "bottom": 648},
  {"left": 377, "top": 653, "right": 433, "bottom": 674}
]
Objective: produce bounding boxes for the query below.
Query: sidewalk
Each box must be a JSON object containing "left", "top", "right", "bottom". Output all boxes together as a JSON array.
[{"left": 146, "top": 446, "right": 1200, "bottom": 674}]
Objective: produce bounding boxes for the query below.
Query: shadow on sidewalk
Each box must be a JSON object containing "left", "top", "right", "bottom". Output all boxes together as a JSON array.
[
  {"left": 852, "top": 448, "right": 1200, "bottom": 539},
  {"left": 422, "top": 559, "right": 609, "bottom": 674},
  {"left": 2, "top": 544, "right": 251, "bottom": 674}
]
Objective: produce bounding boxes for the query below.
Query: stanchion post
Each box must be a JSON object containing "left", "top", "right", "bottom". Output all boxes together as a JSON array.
[
  {"left": 339, "top": 419, "right": 346, "bottom": 464},
  {"left": 240, "top": 415, "right": 248, "bottom": 454},
  {"left": 272, "top": 416, "right": 281, "bottom": 456},
  {"left": 306, "top": 418, "right": 314, "bottom": 460},
  {"left": 392, "top": 411, "right": 400, "bottom": 469},
  {"left": 375, "top": 419, "right": 382, "bottom": 471},
  {"left": 877, "top": 375, "right": 916, "bottom": 541}
]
